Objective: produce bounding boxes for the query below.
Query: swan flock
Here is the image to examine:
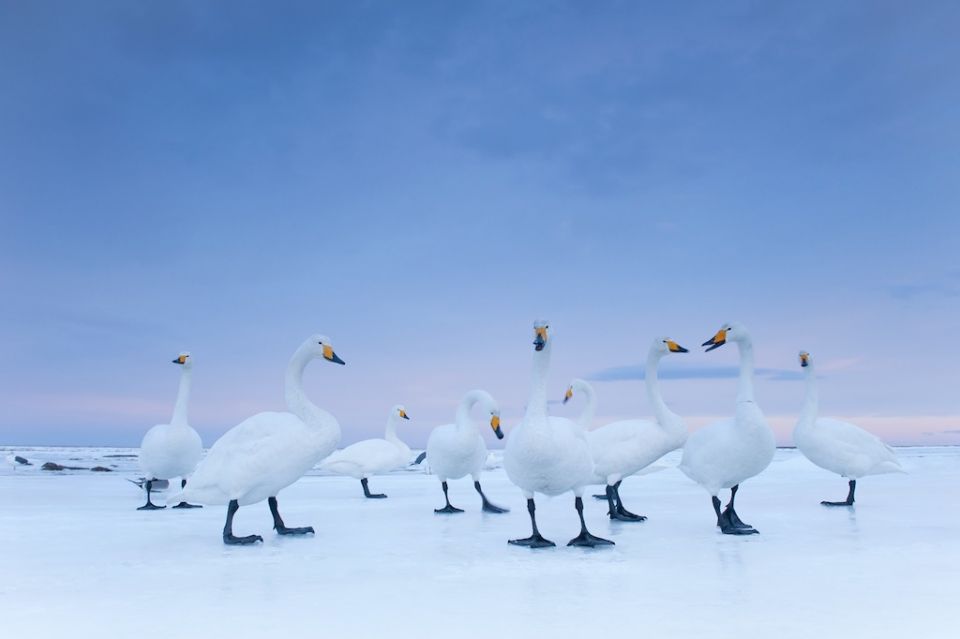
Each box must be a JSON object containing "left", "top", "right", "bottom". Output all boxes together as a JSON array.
[{"left": 138, "top": 321, "right": 901, "bottom": 546}]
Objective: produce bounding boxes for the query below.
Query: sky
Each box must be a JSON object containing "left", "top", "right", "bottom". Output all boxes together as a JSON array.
[{"left": 1, "top": 1, "right": 958, "bottom": 448}]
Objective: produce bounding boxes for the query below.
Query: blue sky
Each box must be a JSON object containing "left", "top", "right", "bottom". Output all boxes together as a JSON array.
[{"left": 1, "top": 1, "right": 958, "bottom": 447}]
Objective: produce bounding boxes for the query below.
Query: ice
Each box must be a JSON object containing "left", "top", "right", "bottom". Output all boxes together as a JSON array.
[{"left": 1, "top": 446, "right": 957, "bottom": 638}]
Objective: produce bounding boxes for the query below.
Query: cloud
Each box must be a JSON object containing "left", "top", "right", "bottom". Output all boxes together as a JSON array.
[
  {"left": 942, "top": 429, "right": 960, "bottom": 435},
  {"left": 587, "top": 365, "right": 804, "bottom": 382}
]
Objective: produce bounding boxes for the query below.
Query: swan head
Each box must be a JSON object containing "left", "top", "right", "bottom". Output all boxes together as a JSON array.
[
  {"left": 532, "top": 320, "right": 550, "bottom": 352},
  {"left": 481, "top": 395, "right": 504, "bottom": 440},
  {"left": 563, "top": 378, "right": 592, "bottom": 404},
  {"left": 798, "top": 351, "right": 811, "bottom": 368},
  {"left": 171, "top": 352, "right": 193, "bottom": 368},
  {"left": 653, "top": 337, "right": 689, "bottom": 355},
  {"left": 702, "top": 322, "right": 748, "bottom": 352},
  {"left": 305, "top": 334, "right": 346, "bottom": 365},
  {"left": 392, "top": 404, "right": 410, "bottom": 420}
]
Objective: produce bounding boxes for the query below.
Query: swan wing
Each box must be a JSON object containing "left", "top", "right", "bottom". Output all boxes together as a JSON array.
[{"left": 321, "top": 439, "right": 405, "bottom": 475}]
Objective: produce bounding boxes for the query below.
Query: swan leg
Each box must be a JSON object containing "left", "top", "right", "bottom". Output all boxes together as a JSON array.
[
  {"left": 612, "top": 481, "right": 646, "bottom": 521},
  {"left": 223, "top": 500, "right": 262, "bottom": 545},
  {"left": 509, "top": 498, "right": 555, "bottom": 547},
  {"left": 474, "top": 481, "right": 509, "bottom": 513},
  {"left": 361, "top": 477, "right": 387, "bottom": 499},
  {"left": 136, "top": 479, "right": 166, "bottom": 511},
  {"left": 171, "top": 478, "right": 203, "bottom": 509},
  {"left": 822, "top": 479, "right": 856, "bottom": 506},
  {"left": 434, "top": 481, "right": 464, "bottom": 514},
  {"left": 568, "top": 497, "right": 615, "bottom": 547},
  {"left": 717, "top": 487, "right": 758, "bottom": 535},
  {"left": 268, "top": 496, "right": 315, "bottom": 536}
]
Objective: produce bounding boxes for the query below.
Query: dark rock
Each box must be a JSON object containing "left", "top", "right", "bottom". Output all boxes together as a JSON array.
[
  {"left": 14, "top": 456, "right": 31, "bottom": 466},
  {"left": 104, "top": 454, "right": 138, "bottom": 458},
  {"left": 90, "top": 466, "right": 113, "bottom": 472},
  {"left": 41, "top": 462, "right": 86, "bottom": 471}
]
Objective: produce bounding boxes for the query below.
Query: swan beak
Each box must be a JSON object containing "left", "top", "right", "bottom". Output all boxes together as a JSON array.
[
  {"left": 666, "top": 340, "right": 688, "bottom": 353},
  {"left": 799, "top": 352, "right": 810, "bottom": 368},
  {"left": 533, "top": 326, "right": 548, "bottom": 351},
  {"left": 323, "top": 345, "right": 346, "bottom": 365},
  {"left": 563, "top": 387, "right": 573, "bottom": 404},
  {"left": 702, "top": 329, "right": 727, "bottom": 352},
  {"left": 491, "top": 415, "right": 504, "bottom": 439},
  {"left": 400, "top": 410, "right": 410, "bottom": 420},
  {"left": 172, "top": 355, "right": 187, "bottom": 365}
]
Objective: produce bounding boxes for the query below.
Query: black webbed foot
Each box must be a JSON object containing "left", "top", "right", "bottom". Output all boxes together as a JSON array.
[
  {"left": 137, "top": 502, "right": 165, "bottom": 511},
  {"left": 365, "top": 493, "right": 388, "bottom": 499},
  {"left": 224, "top": 533, "right": 263, "bottom": 545},
  {"left": 609, "top": 509, "right": 645, "bottom": 522},
  {"left": 718, "top": 508, "right": 758, "bottom": 535},
  {"left": 171, "top": 502, "right": 202, "bottom": 509},
  {"left": 592, "top": 494, "right": 607, "bottom": 500},
  {"left": 434, "top": 504, "right": 464, "bottom": 514},
  {"left": 821, "top": 499, "right": 854, "bottom": 507},
  {"left": 567, "top": 531, "right": 615, "bottom": 547},
  {"left": 509, "top": 534, "right": 556, "bottom": 548},
  {"left": 482, "top": 501, "right": 509, "bottom": 513},
  {"left": 275, "top": 525, "right": 315, "bottom": 536}
]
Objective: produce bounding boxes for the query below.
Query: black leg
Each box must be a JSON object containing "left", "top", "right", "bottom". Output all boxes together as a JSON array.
[
  {"left": 434, "top": 481, "right": 464, "bottom": 514},
  {"left": 475, "top": 481, "right": 508, "bottom": 513},
  {"left": 268, "top": 496, "right": 314, "bottom": 535},
  {"left": 723, "top": 484, "right": 754, "bottom": 530},
  {"left": 509, "top": 498, "right": 555, "bottom": 547},
  {"left": 137, "top": 479, "right": 166, "bottom": 511},
  {"left": 822, "top": 479, "right": 856, "bottom": 506},
  {"left": 172, "top": 478, "right": 202, "bottom": 509},
  {"left": 361, "top": 477, "right": 387, "bottom": 499},
  {"left": 568, "top": 496, "right": 615, "bottom": 547},
  {"left": 716, "top": 486, "right": 758, "bottom": 535},
  {"left": 223, "top": 499, "right": 262, "bottom": 545},
  {"left": 613, "top": 481, "right": 646, "bottom": 521}
]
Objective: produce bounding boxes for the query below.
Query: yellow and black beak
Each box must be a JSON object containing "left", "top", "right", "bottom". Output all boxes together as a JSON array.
[
  {"left": 399, "top": 409, "right": 410, "bottom": 420},
  {"left": 702, "top": 329, "right": 727, "bottom": 353},
  {"left": 490, "top": 415, "right": 503, "bottom": 440},
  {"left": 799, "top": 352, "right": 810, "bottom": 368},
  {"left": 172, "top": 355, "right": 188, "bottom": 365},
  {"left": 666, "top": 340, "right": 689, "bottom": 353},
  {"left": 323, "top": 344, "right": 346, "bottom": 365},
  {"left": 533, "top": 326, "right": 548, "bottom": 351},
  {"left": 563, "top": 386, "right": 573, "bottom": 404}
]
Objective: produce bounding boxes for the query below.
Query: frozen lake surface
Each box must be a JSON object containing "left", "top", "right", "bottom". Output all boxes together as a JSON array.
[{"left": 1, "top": 446, "right": 957, "bottom": 638}]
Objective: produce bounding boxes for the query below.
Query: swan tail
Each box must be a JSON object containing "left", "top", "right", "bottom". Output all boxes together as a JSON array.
[{"left": 873, "top": 460, "right": 906, "bottom": 475}]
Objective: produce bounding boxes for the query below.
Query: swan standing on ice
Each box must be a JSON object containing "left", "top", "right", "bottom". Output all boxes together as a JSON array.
[
  {"left": 794, "top": 351, "right": 903, "bottom": 505},
  {"left": 137, "top": 353, "right": 203, "bottom": 510},
  {"left": 565, "top": 336, "right": 689, "bottom": 522},
  {"left": 168, "top": 335, "right": 345, "bottom": 545},
  {"left": 504, "top": 321, "right": 613, "bottom": 548},
  {"left": 320, "top": 405, "right": 413, "bottom": 499},
  {"left": 425, "top": 390, "right": 508, "bottom": 514},
  {"left": 679, "top": 323, "right": 775, "bottom": 535}
]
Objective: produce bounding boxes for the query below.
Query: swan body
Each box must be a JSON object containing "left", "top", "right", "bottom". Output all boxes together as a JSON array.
[
  {"left": 137, "top": 353, "right": 203, "bottom": 509},
  {"left": 170, "top": 335, "right": 345, "bottom": 544},
  {"left": 321, "top": 405, "right": 412, "bottom": 498},
  {"left": 425, "top": 390, "right": 506, "bottom": 513},
  {"left": 794, "top": 351, "right": 902, "bottom": 504},
  {"left": 679, "top": 322, "right": 775, "bottom": 534},
  {"left": 504, "top": 321, "right": 611, "bottom": 547}
]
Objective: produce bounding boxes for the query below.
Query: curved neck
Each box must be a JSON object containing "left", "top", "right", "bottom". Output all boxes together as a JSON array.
[
  {"left": 576, "top": 383, "right": 596, "bottom": 429},
  {"left": 170, "top": 366, "right": 192, "bottom": 425},
  {"left": 283, "top": 346, "right": 333, "bottom": 429},
  {"left": 524, "top": 341, "right": 551, "bottom": 420},
  {"left": 800, "top": 363, "right": 819, "bottom": 425},
  {"left": 735, "top": 338, "right": 756, "bottom": 403},
  {"left": 456, "top": 390, "right": 489, "bottom": 433},
  {"left": 645, "top": 348, "right": 678, "bottom": 428}
]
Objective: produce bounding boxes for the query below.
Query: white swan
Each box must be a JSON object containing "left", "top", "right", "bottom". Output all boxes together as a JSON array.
[
  {"left": 168, "top": 335, "right": 345, "bottom": 545},
  {"left": 794, "top": 351, "right": 903, "bottom": 505},
  {"left": 504, "top": 321, "right": 612, "bottom": 548},
  {"left": 564, "top": 336, "right": 689, "bottom": 522},
  {"left": 320, "top": 405, "right": 413, "bottom": 499},
  {"left": 137, "top": 352, "right": 204, "bottom": 510},
  {"left": 425, "top": 390, "right": 508, "bottom": 514},
  {"left": 679, "top": 322, "right": 775, "bottom": 535}
]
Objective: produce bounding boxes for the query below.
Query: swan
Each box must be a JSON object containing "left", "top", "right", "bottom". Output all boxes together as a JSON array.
[
  {"left": 564, "top": 336, "right": 689, "bottom": 522},
  {"left": 794, "top": 351, "right": 903, "bottom": 505},
  {"left": 137, "top": 352, "right": 204, "bottom": 510},
  {"left": 425, "top": 390, "right": 508, "bottom": 514},
  {"left": 168, "top": 335, "right": 345, "bottom": 545},
  {"left": 320, "top": 405, "right": 413, "bottom": 499},
  {"left": 679, "top": 322, "right": 775, "bottom": 535},
  {"left": 504, "top": 321, "right": 612, "bottom": 548}
]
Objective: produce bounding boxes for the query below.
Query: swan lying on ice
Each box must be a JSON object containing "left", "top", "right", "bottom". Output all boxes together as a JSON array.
[
  {"left": 138, "top": 352, "right": 203, "bottom": 510},
  {"left": 679, "top": 323, "right": 775, "bottom": 535},
  {"left": 168, "top": 335, "right": 345, "bottom": 545},
  {"left": 565, "top": 336, "right": 689, "bottom": 522},
  {"left": 425, "top": 390, "right": 508, "bottom": 514},
  {"left": 504, "top": 321, "right": 612, "bottom": 548},
  {"left": 320, "top": 405, "right": 413, "bottom": 499},
  {"left": 794, "top": 351, "right": 903, "bottom": 506}
]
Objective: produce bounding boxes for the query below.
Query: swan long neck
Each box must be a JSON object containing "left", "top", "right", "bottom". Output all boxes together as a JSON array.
[
  {"left": 456, "top": 390, "right": 489, "bottom": 434},
  {"left": 524, "top": 340, "right": 551, "bottom": 421},
  {"left": 170, "top": 366, "right": 192, "bottom": 425},
  {"left": 575, "top": 382, "right": 596, "bottom": 428},
  {"left": 284, "top": 346, "right": 335, "bottom": 431},
  {"left": 735, "top": 338, "right": 756, "bottom": 404},
  {"left": 384, "top": 414, "right": 401, "bottom": 444},
  {"left": 800, "top": 362, "right": 819, "bottom": 426},
  {"left": 645, "top": 347, "right": 679, "bottom": 429}
]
